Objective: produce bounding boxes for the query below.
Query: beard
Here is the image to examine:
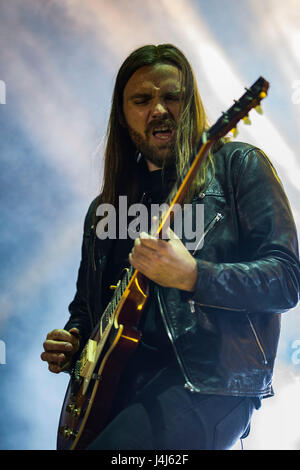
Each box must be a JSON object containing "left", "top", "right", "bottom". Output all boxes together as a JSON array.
[{"left": 127, "top": 120, "right": 177, "bottom": 169}]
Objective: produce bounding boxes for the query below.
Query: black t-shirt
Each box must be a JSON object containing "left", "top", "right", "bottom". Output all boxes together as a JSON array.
[{"left": 100, "top": 164, "right": 176, "bottom": 358}]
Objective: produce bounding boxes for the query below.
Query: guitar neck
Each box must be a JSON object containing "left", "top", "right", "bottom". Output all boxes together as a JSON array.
[
  {"left": 99, "top": 266, "right": 135, "bottom": 334},
  {"left": 154, "top": 137, "right": 214, "bottom": 237}
]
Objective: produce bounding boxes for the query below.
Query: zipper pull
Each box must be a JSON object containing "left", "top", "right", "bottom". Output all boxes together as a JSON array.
[
  {"left": 188, "top": 300, "right": 195, "bottom": 313},
  {"left": 184, "top": 382, "right": 197, "bottom": 393},
  {"left": 140, "top": 192, "right": 146, "bottom": 203}
]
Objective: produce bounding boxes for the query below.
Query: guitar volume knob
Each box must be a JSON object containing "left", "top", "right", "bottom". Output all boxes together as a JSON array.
[
  {"left": 66, "top": 403, "right": 81, "bottom": 418},
  {"left": 59, "top": 426, "right": 78, "bottom": 440}
]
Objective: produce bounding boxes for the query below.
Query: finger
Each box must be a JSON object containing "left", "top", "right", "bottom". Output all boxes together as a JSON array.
[
  {"left": 160, "top": 226, "right": 181, "bottom": 242},
  {"left": 68, "top": 328, "right": 80, "bottom": 350},
  {"left": 50, "top": 358, "right": 72, "bottom": 374},
  {"left": 41, "top": 351, "right": 67, "bottom": 364},
  {"left": 48, "top": 362, "right": 62, "bottom": 374},
  {"left": 130, "top": 244, "right": 161, "bottom": 267},
  {"left": 129, "top": 251, "right": 152, "bottom": 269},
  {"left": 43, "top": 339, "right": 74, "bottom": 353},
  {"left": 46, "top": 328, "right": 75, "bottom": 343},
  {"left": 138, "top": 232, "right": 168, "bottom": 251},
  {"left": 46, "top": 329, "right": 79, "bottom": 348},
  {"left": 137, "top": 233, "right": 158, "bottom": 250},
  {"left": 46, "top": 328, "right": 65, "bottom": 340},
  {"left": 129, "top": 250, "right": 161, "bottom": 276},
  {"left": 165, "top": 226, "right": 179, "bottom": 240},
  {"left": 69, "top": 328, "right": 80, "bottom": 340},
  {"left": 133, "top": 240, "right": 157, "bottom": 258}
]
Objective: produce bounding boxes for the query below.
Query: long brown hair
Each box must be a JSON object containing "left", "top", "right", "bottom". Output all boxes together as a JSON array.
[{"left": 100, "top": 44, "right": 214, "bottom": 206}]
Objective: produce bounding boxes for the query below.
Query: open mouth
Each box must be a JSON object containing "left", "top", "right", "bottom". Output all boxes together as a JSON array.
[{"left": 151, "top": 126, "right": 174, "bottom": 141}]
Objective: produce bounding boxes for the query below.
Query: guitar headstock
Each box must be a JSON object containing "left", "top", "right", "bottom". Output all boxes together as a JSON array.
[{"left": 206, "top": 76, "right": 269, "bottom": 142}]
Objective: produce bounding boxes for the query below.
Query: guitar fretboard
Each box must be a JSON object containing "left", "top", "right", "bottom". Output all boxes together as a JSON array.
[{"left": 100, "top": 265, "right": 135, "bottom": 333}]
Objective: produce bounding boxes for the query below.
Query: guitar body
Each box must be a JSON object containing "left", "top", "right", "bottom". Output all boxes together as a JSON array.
[{"left": 57, "top": 272, "right": 149, "bottom": 450}]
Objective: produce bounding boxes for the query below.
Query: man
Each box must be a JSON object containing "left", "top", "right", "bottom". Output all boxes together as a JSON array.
[{"left": 41, "top": 44, "right": 300, "bottom": 450}]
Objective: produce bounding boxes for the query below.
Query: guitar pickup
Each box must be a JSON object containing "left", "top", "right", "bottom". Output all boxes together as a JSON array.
[{"left": 79, "top": 339, "right": 97, "bottom": 378}]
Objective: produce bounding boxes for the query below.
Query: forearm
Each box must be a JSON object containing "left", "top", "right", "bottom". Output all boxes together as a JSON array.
[
  {"left": 64, "top": 199, "right": 99, "bottom": 343},
  {"left": 64, "top": 280, "right": 94, "bottom": 347},
  {"left": 191, "top": 254, "right": 300, "bottom": 314}
]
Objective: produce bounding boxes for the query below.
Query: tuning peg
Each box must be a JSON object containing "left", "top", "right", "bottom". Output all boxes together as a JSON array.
[
  {"left": 243, "top": 115, "right": 251, "bottom": 125},
  {"left": 233, "top": 99, "right": 241, "bottom": 111},
  {"left": 230, "top": 127, "right": 239, "bottom": 138},
  {"left": 254, "top": 105, "right": 263, "bottom": 115}
]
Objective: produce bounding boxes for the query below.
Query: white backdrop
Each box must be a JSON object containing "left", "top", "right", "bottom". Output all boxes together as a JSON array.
[{"left": 0, "top": 0, "right": 299, "bottom": 450}]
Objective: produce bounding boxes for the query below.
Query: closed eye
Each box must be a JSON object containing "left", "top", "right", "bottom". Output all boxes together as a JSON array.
[
  {"left": 131, "top": 94, "right": 151, "bottom": 105},
  {"left": 165, "top": 92, "right": 181, "bottom": 101},
  {"left": 130, "top": 92, "right": 182, "bottom": 105}
]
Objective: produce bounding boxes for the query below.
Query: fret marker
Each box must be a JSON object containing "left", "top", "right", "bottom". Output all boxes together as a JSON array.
[{"left": 121, "top": 335, "right": 139, "bottom": 343}]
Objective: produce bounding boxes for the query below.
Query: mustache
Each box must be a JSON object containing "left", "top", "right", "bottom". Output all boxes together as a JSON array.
[{"left": 145, "top": 118, "right": 177, "bottom": 137}]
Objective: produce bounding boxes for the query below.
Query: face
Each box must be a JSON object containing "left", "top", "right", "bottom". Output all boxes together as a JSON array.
[{"left": 123, "top": 63, "right": 183, "bottom": 171}]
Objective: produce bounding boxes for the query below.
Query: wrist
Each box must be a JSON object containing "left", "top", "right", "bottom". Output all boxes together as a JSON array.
[{"left": 180, "top": 260, "right": 198, "bottom": 292}]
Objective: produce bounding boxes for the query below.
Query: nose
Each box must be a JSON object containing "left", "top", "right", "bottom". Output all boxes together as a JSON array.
[{"left": 150, "top": 99, "right": 169, "bottom": 120}]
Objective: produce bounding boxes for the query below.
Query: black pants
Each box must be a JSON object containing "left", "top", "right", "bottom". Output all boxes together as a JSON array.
[{"left": 86, "top": 365, "right": 258, "bottom": 450}]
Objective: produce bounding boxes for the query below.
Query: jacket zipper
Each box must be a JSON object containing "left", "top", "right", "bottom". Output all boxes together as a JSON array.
[
  {"left": 157, "top": 287, "right": 201, "bottom": 393},
  {"left": 189, "top": 302, "right": 246, "bottom": 313},
  {"left": 192, "top": 212, "right": 223, "bottom": 255},
  {"left": 157, "top": 211, "right": 224, "bottom": 393},
  {"left": 246, "top": 315, "right": 268, "bottom": 365},
  {"left": 189, "top": 212, "right": 224, "bottom": 314}
]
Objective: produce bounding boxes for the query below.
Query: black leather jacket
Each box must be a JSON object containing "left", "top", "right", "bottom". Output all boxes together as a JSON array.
[{"left": 65, "top": 142, "right": 300, "bottom": 397}]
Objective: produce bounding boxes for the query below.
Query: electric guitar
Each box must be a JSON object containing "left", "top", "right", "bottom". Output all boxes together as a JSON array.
[{"left": 57, "top": 76, "right": 269, "bottom": 450}]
